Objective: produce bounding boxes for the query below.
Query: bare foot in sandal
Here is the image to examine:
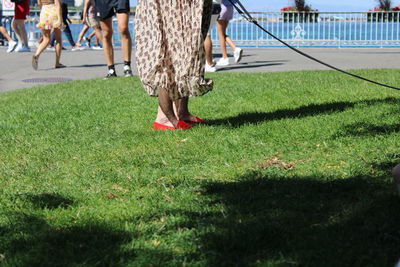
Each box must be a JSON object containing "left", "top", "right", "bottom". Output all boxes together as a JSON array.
[
  {"left": 55, "top": 63, "right": 66, "bottom": 69},
  {"left": 32, "top": 55, "right": 39, "bottom": 70}
]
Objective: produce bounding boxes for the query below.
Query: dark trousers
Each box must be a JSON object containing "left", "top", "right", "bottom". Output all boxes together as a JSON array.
[{"left": 50, "top": 22, "right": 75, "bottom": 47}]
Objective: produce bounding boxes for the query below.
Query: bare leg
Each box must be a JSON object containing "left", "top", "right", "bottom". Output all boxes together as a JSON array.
[
  {"left": 32, "top": 29, "right": 50, "bottom": 69},
  {"left": 54, "top": 28, "right": 63, "bottom": 67},
  {"left": 204, "top": 35, "right": 213, "bottom": 65},
  {"left": 76, "top": 24, "right": 89, "bottom": 45},
  {"left": 0, "top": 26, "right": 13, "bottom": 42},
  {"left": 34, "top": 29, "right": 51, "bottom": 57},
  {"left": 216, "top": 20, "right": 229, "bottom": 59},
  {"left": 174, "top": 97, "right": 200, "bottom": 122},
  {"left": 12, "top": 19, "right": 28, "bottom": 47},
  {"left": 116, "top": 12, "right": 132, "bottom": 62},
  {"left": 92, "top": 26, "right": 102, "bottom": 45},
  {"left": 100, "top": 18, "right": 114, "bottom": 66},
  {"left": 225, "top": 35, "right": 236, "bottom": 51},
  {"left": 157, "top": 87, "right": 178, "bottom": 127}
]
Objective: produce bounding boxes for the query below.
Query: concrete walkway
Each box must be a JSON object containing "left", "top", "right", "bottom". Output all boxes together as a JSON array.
[{"left": 1, "top": 46, "right": 400, "bottom": 93}]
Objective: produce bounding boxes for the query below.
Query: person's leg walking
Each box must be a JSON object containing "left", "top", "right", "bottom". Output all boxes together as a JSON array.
[
  {"left": 116, "top": 12, "right": 131, "bottom": 63},
  {"left": 215, "top": 19, "right": 230, "bottom": 66},
  {"left": 74, "top": 24, "right": 89, "bottom": 49},
  {"left": 0, "top": 26, "right": 17, "bottom": 52},
  {"left": 11, "top": 19, "right": 22, "bottom": 46},
  {"left": 50, "top": 31, "right": 56, "bottom": 47},
  {"left": 32, "top": 29, "right": 51, "bottom": 70},
  {"left": 116, "top": 12, "right": 132, "bottom": 76},
  {"left": 63, "top": 23, "right": 75, "bottom": 47},
  {"left": 92, "top": 26, "right": 102, "bottom": 46},
  {"left": 54, "top": 28, "right": 64, "bottom": 67},
  {"left": 100, "top": 17, "right": 116, "bottom": 77},
  {"left": 14, "top": 19, "right": 28, "bottom": 47}
]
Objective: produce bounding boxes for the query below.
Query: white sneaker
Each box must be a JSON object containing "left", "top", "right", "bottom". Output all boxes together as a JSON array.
[
  {"left": 234, "top": 47, "right": 243, "bottom": 63},
  {"left": 46, "top": 46, "right": 55, "bottom": 51},
  {"left": 15, "top": 45, "right": 30, "bottom": 52},
  {"left": 123, "top": 65, "right": 133, "bottom": 77},
  {"left": 205, "top": 63, "right": 217, "bottom": 73},
  {"left": 71, "top": 44, "right": 85, "bottom": 51},
  {"left": 92, "top": 45, "right": 102, "bottom": 50},
  {"left": 216, "top": 57, "right": 229, "bottom": 66},
  {"left": 6, "top": 40, "right": 17, "bottom": 53}
]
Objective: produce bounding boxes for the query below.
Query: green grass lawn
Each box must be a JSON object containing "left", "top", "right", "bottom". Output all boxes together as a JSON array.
[{"left": 0, "top": 70, "right": 399, "bottom": 266}]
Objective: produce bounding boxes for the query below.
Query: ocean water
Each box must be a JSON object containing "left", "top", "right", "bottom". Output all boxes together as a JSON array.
[{"left": 63, "top": 21, "right": 400, "bottom": 47}]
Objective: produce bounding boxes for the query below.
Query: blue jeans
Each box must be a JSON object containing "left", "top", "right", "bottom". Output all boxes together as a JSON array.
[{"left": 50, "top": 22, "right": 75, "bottom": 47}]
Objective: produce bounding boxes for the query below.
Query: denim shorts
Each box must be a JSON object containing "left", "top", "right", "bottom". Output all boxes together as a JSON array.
[{"left": 218, "top": 4, "right": 234, "bottom": 21}]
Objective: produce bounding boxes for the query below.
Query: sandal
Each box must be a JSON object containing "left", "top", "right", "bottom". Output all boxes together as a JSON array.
[
  {"left": 55, "top": 63, "right": 66, "bottom": 69},
  {"left": 32, "top": 55, "right": 39, "bottom": 70},
  {"left": 183, "top": 116, "right": 204, "bottom": 124}
]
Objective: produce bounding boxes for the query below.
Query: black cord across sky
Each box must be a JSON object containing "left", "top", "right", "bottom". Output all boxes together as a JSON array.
[{"left": 227, "top": 0, "right": 400, "bottom": 91}]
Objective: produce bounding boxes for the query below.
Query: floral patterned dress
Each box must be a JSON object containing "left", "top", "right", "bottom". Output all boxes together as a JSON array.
[
  {"left": 135, "top": 0, "right": 213, "bottom": 100},
  {"left": 37, "top": 3, "right": 61, "bottom": 30}
]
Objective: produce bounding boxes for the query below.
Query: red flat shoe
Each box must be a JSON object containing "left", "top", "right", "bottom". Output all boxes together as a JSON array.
[
  {"left": 176, "top": 120, "right": 193, "bottom": 129},
  {"left": 153, "top": 121, "right": 175, "bottom": 130},
  {"left": 183, "top": 116, "right": 204, "bottom": 124}
]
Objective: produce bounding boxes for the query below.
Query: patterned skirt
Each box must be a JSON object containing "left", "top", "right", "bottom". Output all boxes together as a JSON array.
[
  {"left": 37, "top": 4, "right": 61, "bottom": 30},
  {"left": 135, "top": 0, "right": 213, "bottom": 100}
]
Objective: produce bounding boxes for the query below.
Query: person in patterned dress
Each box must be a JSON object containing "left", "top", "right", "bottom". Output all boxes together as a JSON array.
[{"left": 135, "top": 0, "right": 214, "bottom": 130}]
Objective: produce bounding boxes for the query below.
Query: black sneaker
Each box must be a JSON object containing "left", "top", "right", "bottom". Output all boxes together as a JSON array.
[
  {"left": 104, "top": 70, "right": 117, "bottom": 79},
  {"left": 123, "top": 66, "right": 133, "bottom": 77}
]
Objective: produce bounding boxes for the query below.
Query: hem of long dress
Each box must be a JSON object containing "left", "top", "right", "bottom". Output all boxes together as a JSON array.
[{"left": 143, "top": 77, "right": 214, "bottom": 100}]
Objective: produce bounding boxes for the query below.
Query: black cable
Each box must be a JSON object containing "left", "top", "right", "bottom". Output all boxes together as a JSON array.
[{"left": 226, "top": 0, "right": 400, "bottom": 91}]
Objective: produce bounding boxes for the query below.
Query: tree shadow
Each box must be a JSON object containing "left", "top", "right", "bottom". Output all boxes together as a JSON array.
[
  {"left": 206, "top": 97, "right": 399, "bottom": 128},
  {"left": 335, "top": 122, "right": 400, "bottom": 138},
  {"left": 0, "top": 212, "right": 135, "bottom": 266},
  {"left": 186, "top": 172, "right": 400, "bottom": 266},
  {"left": 0, "top": 193, "right": 172, "bottom": 266}
]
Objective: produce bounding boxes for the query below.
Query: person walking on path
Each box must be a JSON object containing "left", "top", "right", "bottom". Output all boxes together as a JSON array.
[
  {"left": 0, "top": 7, "right": 18, "bottom": 52},
  {"left": 215, "top": 0, "right": 243, "bottom": 66},
  {"left": 12, "top": 0, "right": 30, "bottom": 52},
  {"left": 32, "top": 0, "right": 65, "bottom": 70},
  {"left": 73, "top": 0, "right": 102, "bottom": 51},
  {"left": 81, "top": 0, "right": 102, "bottom": 49},
  {"left": 49, "top": 1, "right": 75, "bottom": 49},
  {"left": 135, "top": 0, "right": 213, "bottom": 130},
  {"left": 95, "top": 0, "right": 132, "bottom": 78}
]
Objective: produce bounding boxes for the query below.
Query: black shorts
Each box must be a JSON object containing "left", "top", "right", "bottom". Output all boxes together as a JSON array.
[
  {"left": 0, "top": 11, "right": 3, "bottom": 27},
  {"left": 95, "top": 0, "right": 129, "bottom": 20}
]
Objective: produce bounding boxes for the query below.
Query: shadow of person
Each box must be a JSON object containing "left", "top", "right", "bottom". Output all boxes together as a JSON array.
[
  {"left": 216, "top": 61, "right": 284, "bottom": 71},
  {"left": 176, "top": 171, "right": 399, "bottom": 266},
  {"left": 206, "top": 97, "right": 399, "bottom": 128}
]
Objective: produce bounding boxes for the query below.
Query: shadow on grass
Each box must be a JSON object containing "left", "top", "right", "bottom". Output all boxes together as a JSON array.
[
  {"left": 0, "top": 213, "right": 135, "bottom": 266},
  {"left": 206, "top": 97, "right": 399, "bottom": 128},
  {"left": 23, "top": 192, "right": 75, "bottom": 210},
  {"left": 1, "top": 193, "right": 140, "bottom": 266},
  {"left": 336, "top": 122, "right": 400, "bottom": 137},
  {"left": 182, "top": 171, "right": 400, "bottom": 266}
]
